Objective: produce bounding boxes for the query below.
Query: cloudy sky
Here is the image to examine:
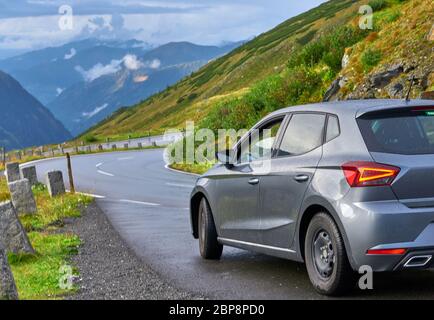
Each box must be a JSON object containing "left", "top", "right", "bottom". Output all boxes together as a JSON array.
[{"left": 0, "top": 0, "right": 326, "bottom": 58}]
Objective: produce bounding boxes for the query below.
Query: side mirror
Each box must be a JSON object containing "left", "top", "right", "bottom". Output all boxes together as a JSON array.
[{"left": 215, "top": 150, "right": 234, "bottom": 169}]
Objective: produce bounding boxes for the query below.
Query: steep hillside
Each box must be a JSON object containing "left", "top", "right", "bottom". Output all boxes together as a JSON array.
[
  {"left": 86, "top": 0, "right": 433, "bottom": 141},
  {"left": 0, "top": 71, "right": 71, "bottom": 150}
]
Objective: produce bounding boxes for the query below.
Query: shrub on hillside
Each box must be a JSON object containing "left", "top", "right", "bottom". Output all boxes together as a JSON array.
[
  {"left": 288, "top": 26, "right": 367, "bottom": 73},
  {"left": 361, "top": 48, "right": 382, "bottom": 72},
  {"left": 201, "top": 65, "right": 323, "bottom": 132},
  {"left": 83, "top": 134, "right": 98, "bottom": 143},
  {"left": 368, "top": 0, "right": 388, "bottom": 11}
]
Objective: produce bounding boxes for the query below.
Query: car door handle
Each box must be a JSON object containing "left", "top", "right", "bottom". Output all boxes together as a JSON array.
[
  {"left": 248, "top": 178, "right": 260, "bottom": 185},
  {"left": 294, "top": 175, "right": 309, "bottom": 183}
]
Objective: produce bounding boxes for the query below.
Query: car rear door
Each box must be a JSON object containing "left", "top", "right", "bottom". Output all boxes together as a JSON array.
[{"left": 259, "top": 113, "right": 326, "bottom": 249}]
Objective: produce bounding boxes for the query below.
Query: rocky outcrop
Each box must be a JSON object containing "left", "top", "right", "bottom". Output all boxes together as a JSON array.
[
  {"left": 323, "top": 77, "right": 348, "bottom": 102},
  {"left": 370, "top": 64, "right": 404, "bottom": 88},
  {"left": 323, "top": 78, "right": 341, "bottom": 102}
]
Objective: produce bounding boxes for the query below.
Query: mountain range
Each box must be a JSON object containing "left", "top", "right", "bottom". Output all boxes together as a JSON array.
[
  {"left": 0, "top": 71, "right": 71, "bottom": 150},
  {"left": 0, "top": 39, "right": 242, "bottom": 136}
]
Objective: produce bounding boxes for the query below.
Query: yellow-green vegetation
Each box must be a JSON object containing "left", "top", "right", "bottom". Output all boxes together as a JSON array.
[
  {"left": 0, "top": 177, "right": 92, "bottom": 299},
  {"left": 0, "top": 176, "right": 10, "bottom": 202},
  {"left": 170, "top": 162, "right": 213, "bottom": 175}
]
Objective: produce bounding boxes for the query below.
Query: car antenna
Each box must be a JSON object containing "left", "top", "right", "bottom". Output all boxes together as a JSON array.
[{"left": 405, "top": 75, "right": 415, "bottom": 102}]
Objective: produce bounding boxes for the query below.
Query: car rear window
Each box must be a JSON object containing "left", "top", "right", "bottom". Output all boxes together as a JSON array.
[{"left": 357, "top": 108, "right": 434, "bottom": 155}]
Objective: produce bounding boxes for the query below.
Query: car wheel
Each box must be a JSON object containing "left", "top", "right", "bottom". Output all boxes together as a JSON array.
[
  {"left": 305, "top": 212, "right": 356, "bottom": 296},
  {"left": 198, "top": 198, "right": 223, "bottom": 260}
]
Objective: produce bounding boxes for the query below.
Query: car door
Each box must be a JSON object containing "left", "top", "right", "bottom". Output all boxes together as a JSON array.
[
  {"left": 259, "top": 113, "right": 326, "bottom": 249},
  {"left": 215, "top": 117, "right": 285, "bottom": 244}
]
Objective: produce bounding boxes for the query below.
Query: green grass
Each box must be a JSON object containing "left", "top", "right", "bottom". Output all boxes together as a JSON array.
[
  {"left": 0, "top": 177, "right": 92, "bottom": 300},
  {"left": 368, "top": 0, "right": 388, "bottom": 11},
  {"left": 8, "top": 233, "right": 80, "bottom": 300},
  {"left": 0, "top": 176, "right": 10, "bottom": 202},
  {"left": 170, "top": 163, "right": 213, "bottom": 175}
]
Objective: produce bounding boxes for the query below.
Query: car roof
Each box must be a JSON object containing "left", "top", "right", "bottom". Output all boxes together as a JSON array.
[{"left": 268, "top": 99, "right": 434, "bottom": 118}]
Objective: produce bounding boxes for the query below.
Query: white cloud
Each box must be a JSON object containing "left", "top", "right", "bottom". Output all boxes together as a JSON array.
[
  {"left": 75, "top": 59, "right": 123, "bottom": 82},
  {"left": 0, "top": 1, "right": 326, "bottom": 54},
  {"left": 75, "top": 54, "right": 153, "bottom": 82},
  {"left": 56, "top": 87, "right": 64, "bottom": 96},
  {"left": 64, "top": 48, "right": 76, "bottom": 60},
  {"left": 82, "top": 103, "right": 109, "bottom": 119},
  {"left": 123, "top": 54, "right": 143, "bottom": 70},
  {"left": 147, "top": 59, "right": 160, "bottom": 69}
]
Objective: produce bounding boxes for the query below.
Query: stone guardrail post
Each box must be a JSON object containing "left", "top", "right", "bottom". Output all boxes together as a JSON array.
[
  {"left": 21, "top": 166, "right": 38, "bottom": 187},
  {"left": 8, "top": 179, "right": 37, "bottom": 215},
  {"left": 0, "top": 201, "right": 34, "bottom": 254},
  {"left": 46, "top": 171, "right": 66, "bottom": 197},
  {"left": 5, "top": 163, "right": 20, "bottom": 183},
  {"left": 0, "top": 242, "right": 19, "bottom": 300}
]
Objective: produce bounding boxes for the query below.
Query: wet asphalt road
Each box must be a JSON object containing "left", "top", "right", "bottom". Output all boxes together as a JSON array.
[{"left": 24, "top": 149, "right": 434, "bottom": 299}]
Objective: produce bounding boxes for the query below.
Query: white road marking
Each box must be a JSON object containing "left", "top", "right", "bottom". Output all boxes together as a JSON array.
[
  {"left": 97, "top": 170, "right": 114, "bottom": 177},
  {"left": 166, "top": 182, "right": 194, "bottom": 189},
  {"left": 164, "top": 164, "right": 200, "bottom": 177},
  {"left": 117, "top": 157, "right": 134, "bottom": 161},
  {"left": 96, "top": 162, "right": 103, "bottom": 168},
  {"left": 119, "top": 199, "right": 160, "bottom": 206},
  {"left": 66, "top": 190, "right": 106, "bottom": 199}
]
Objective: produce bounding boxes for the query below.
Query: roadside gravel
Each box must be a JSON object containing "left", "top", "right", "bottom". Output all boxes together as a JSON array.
[{"left": 65, "top": 201, "right": 202, "bottom": 300}]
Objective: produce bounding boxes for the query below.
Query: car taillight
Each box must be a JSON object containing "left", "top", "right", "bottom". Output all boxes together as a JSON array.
[
  {"left": 367, "top": 248, "right": 407, "bottom": 255},
  {"left": 341, "top": 161, "right": 400, "bottom": 187}
]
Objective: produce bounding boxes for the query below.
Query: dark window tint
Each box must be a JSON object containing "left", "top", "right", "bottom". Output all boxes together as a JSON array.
[
  {"left": 326, "top": 115, "right": 340, "bottom": 142},
  {"left": 357, "top": 109, "right": 434, "bottom": 155},
  {"left": 277, "top": 113, "right": 325, "bottom": 157}
]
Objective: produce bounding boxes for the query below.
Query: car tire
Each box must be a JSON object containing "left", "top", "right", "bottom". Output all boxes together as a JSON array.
[
  {"left": 198, "top": 198, "right": 223, "bottom": 260},
  {"left": 305, "top": 212, "right": 356, "bottom": 296}
]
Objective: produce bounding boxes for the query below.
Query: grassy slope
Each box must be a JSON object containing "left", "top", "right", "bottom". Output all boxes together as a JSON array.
[
  {"left": 339, "top": 0, "right": 434, "bottom": 99},
  {"left": 0, "top": 177, "right": 93, "bottom": 299},
  {"left": 85, "top": 0, "right": 362, "bottom": 139}
]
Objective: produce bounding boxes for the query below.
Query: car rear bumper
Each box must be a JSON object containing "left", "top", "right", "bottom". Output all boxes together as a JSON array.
[{"left": 337, "top": 200, "right": 434, "bottom": 272}]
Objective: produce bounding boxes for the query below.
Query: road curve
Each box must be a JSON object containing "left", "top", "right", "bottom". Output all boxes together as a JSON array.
[{"left": 25, "top": 149, "right": 434, "bottom": 299}]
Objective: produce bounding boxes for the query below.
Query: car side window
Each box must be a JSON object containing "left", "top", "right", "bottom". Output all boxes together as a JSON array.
[
  {"left": 326, "top": 115, "right": 340, "bottom": 142},
  {"left": 238, "top": 118, "right": 283, "bottom": 163},
  {"left": 277, "top": 113, "right": 325, "bottom": 157}
]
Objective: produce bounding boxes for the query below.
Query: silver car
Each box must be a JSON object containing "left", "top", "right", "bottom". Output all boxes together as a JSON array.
[{"left": 190, "top": 99, "right": 434, "bottom": 295}]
